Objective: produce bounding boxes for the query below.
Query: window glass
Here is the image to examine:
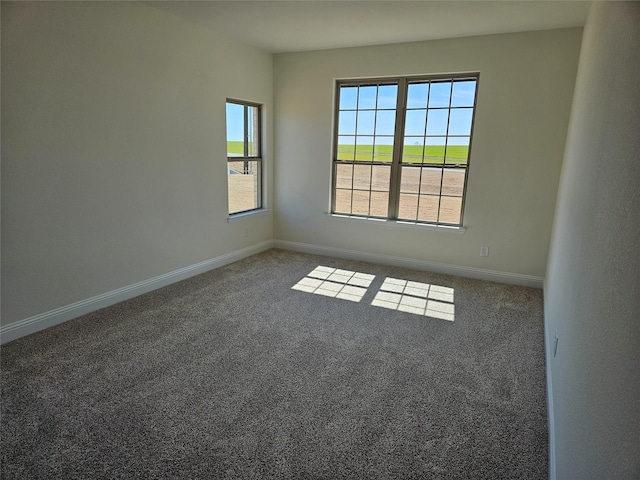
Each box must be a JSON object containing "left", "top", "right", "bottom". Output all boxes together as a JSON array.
[{"left": 226, "top": 102, "right": 244, "bottom": 157}]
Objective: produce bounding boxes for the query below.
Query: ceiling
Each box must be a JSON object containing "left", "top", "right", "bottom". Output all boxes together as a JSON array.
[{"left": 146, "top": 0, "right": 591, "bottom": 54}]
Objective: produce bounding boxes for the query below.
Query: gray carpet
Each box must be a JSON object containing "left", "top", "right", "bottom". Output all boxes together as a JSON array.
[{"left": 1, "top": 249, "right": 548, "bottom": 479}]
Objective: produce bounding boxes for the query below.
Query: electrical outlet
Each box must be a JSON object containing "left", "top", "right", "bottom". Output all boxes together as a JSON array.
[
  {"left": 244, "top": 227, "right": 249, "bottom": 237},
  {"left": 480, "top": 246, "right": 489, "bottom": 257}
]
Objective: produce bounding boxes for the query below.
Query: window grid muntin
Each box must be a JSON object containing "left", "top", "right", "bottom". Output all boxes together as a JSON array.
[
  {"left": 333, "top": 73, "right": 478, "bottom": 227},
  {"left": 226, "top": 99, "right": 263, "bottom": 215}
]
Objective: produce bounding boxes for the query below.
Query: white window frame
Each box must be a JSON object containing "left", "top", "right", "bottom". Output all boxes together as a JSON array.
[{"left": 226, "top": 99, "right": 263, "bottom": 216}]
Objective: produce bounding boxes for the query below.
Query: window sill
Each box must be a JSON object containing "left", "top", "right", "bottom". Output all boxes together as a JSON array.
[
  {"left": 227, "top": 209, "right": 270, "bottom": 223},
  {"left": 325, "top": 213, "right": 466, "bottom": 233}
]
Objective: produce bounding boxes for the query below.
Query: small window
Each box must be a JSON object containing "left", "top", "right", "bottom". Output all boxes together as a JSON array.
[
  {"left": 332, "top": 74, "right": 478, "bottom": 227},
  {"left": 226, "top": 99, "right": 262, "bottom": 214}
]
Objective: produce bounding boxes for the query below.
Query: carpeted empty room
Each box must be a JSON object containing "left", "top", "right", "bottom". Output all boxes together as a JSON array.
[{"left": 1, "top": 249, "right": 548, "bottom": 479}]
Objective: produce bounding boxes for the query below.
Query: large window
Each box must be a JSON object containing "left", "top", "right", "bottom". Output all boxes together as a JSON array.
[
  {"left": 332, "top": 74, "right": 478, "bottom": 226},
  {"left": 226, "top": 99, "right": 262, "bottom": 215}
]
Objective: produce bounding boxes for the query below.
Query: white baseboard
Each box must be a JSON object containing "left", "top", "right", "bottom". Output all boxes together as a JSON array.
[
  {"left": 546, "top": 350, "right": 557, "bottom": 480},
  {"left": 543, "top": 278, "right": 557, "bottom": 480},
  {"left": 0, "top": 240, "right": 274, "bottom": 345},
  {"left": 274, "top": 239, "right": 544, "bottom": 288}
]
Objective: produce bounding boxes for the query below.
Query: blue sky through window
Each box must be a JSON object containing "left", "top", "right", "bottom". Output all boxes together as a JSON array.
[
  {"left": 226, "top": 102, "right": 244, "bottom": 142},
  {"left": 339, "top": 79, "right": 476, "bottom": 144}
]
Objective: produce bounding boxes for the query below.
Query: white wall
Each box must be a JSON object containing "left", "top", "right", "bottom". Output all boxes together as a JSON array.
[
  {"left": 544, "top": 2, "right": 640, "bottom": 479},
  {"left": 273, "top": 28, "right": 582, "bottom": 279},
  {"left": 1, "top": 1, "right": 273, "bottom": 328}
]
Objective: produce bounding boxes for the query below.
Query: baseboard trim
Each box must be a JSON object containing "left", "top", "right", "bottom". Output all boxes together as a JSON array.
[
  {"left": 0, "top": 240, "right": 274, "bottom": 345},
  {"left": 274, "top": 239, "right": 544, "bottom": 288},
  {"left": 543, "top": 279, "right": 557, "bottom": 480},
  {"left": 546, "top": 345, "right": 557, "bottom": 480}
]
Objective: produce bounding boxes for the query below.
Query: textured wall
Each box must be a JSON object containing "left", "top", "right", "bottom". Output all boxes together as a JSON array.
[
  {"left": 1, "top": 2, "right": 273, "bottom": 326},
  {"left": 545, "top": 2, "right": 640, "bottom": 478},
  {"left": 273, "top": 28, "right": 582, "bottom": 278}
]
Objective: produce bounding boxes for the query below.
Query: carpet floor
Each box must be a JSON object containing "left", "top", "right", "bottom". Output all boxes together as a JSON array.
[{"left": 1, "top": 249, "right": 548, "bottom": 479}]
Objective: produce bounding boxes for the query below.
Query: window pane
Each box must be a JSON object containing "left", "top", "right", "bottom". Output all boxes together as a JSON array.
[
  {"left": 375, "top": 110, "right": 396, "bottom": 135},
  {"left": 442, "top": 169, "right": 465, "bottom": 196},
  {"left": 337, "top": 136, "right": 355, "bottom": 161},
  {"left": 445, "top": 137, "right": 469, "bottom": 164},
  {"left": 400, "top": 166, "right": 421, "bottom": 194},
  {"left": 335, "top": 164, "right": 353, "bottom": 189},
  {"left": 353, "top": 164, "right": 372, "bottom": 190},
  {"left": 420, "top": 168, "right": 443, "bottom": 195},
  {"left": 398, "top": 193, "right": 418, "bottom": 220},
  {"left": 448, "top": 108, "right": 473, "bottom": 136},
  {"left": 338, "top": 111, "right": 356, "bottom": 135},
  {"left": 418, "top": 195, "right": 440, "bottom": 222},
  {"left": 355, "top": 136, "right": 374, "bottom": 161},
  {"left": 352, "top": 190, "right": 371, "bottom": 215},
  {"left": 335, "top": 189, "right": 352, "bottom": 214},
  {"left": 226, "top": 102, "right": 244, "bottom": 157},
  {"left": 247, "top": 105, "right": 259, "bottom": 156},
  {"left": 428, "top": 81, "right": 452, "bottom": 108},
  {"left": 370, "top": 191, "right": 389, "bottom": 217},
  {"left": 451, "top": 80, "right": 476, "bottom": 107},
  {"left": 405, "top": 109, "right": 426, "bottom": 136},
  {"left": 358, "top": 85, "right": 377, "bottom": 109},
  {"left": 426, "top": 109, "right": 449, "bottom": 136},
  {"left": 228, "top": 160, "right": 259, "bottom": 214},
  {"left": 403, "top": 137, "right": 424, "bottom": 163},
  {"left": 374, "top": 138, "right": 394, "bottom": 162},
  {"left": 425, "top": 137, "right": 446, "bottom": 163},
  {"left": 357, "top": 110, "right": 375, "bottom": 135},
  {"left": 371, "top": 165, "right": 391, "bottom": 191},
  {"left": 407, "top": 82, "right": 429, "bottom": 109},
  {"left": 340, "top": 86, "right": 358, "bottom": 110},
  {"left": 439, "top": 196, "right": 462, "bottom": 224},
  {"left": 377, "top": 84, "right": 398, "bottom": 109}
]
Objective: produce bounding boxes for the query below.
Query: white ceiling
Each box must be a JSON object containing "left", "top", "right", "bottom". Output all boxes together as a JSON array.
[{"left": 146, "top": 0, "right": 591, "bottom": 54}]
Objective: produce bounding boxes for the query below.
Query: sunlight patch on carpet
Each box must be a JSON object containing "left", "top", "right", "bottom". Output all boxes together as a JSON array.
[
  {"left": 292, "top": 266, "right": 374, "bottom": 302},
  {"left": 372, "top": 278, "right": 455, "bottom": 321},
  {"left": 292, "top": 267, "right": 454, "bottom": 320}
]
